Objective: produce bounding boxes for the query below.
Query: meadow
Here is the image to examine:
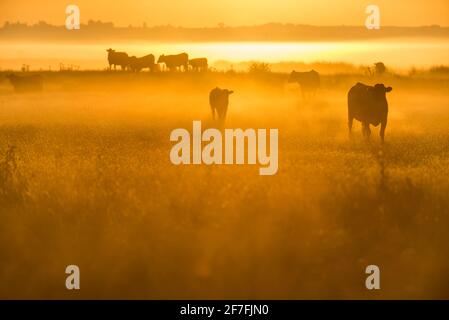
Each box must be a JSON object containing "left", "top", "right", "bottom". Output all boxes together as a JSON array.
[{"left": 0, "top": 68, "right": 448, "bottom": 299}]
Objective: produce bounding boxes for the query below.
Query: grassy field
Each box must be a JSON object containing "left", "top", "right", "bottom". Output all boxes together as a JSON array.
[{"left": 0, "top": 70, "right": 449, "bottom": 299}]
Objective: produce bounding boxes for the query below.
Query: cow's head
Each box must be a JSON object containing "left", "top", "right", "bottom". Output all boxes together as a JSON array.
[
  {"left": 106, "top": 48, "right": 115, "bottom": 53},
  {"left": 157, "top": 55, "right": 165, "bottom": 63},
  {"left": 374, "top": 84, "right": 392, "bottom": 97},
  {"left": 375, "top": 83, "right": 392, "bottom": 92}
]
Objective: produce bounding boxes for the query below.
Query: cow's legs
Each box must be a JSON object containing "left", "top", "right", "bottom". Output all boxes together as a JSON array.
[
  {"left": 216, "top": 108, "right": 227, "bottom": 126},
  {"left": 362, "top": 122, "right": 371, "bottom": 139},
  {"left": 362, "top": 124, "right": 366, "bottom": 137},
  {"left": 348, "top": 114, "right": 354, "bottom": 137},
  {"left": 380, "top": 118, "right": 387, "bottom": 143}
]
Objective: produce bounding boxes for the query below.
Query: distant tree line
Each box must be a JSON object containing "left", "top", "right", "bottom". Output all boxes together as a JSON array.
[{"left": 1, "top": 21, "right": 448, "bottom": 42}]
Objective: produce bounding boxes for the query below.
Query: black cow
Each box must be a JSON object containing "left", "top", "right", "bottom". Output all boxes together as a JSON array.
[
  {"left": 209, "top": 87, "right": 234, "bottom": 124},
  {"left": 189, "top": 58, "right": 208, "bottom": 72},
  {"left": 106, "top": 48, "right": 129, "bottom": 70},
  {"left": 157, "top": 53, "right": 189, "bottom": 72},
  {"left": 128, "top": 54, "right": 155, "bottom": 72},
  {"left": 7, "top": 74, "right": 43, "bottom": 92},
  {"left": 288, "top": 70, "right": 320, "bottom": 100},
  {"left": 348, "top": 82, "right": 393, "bottom": 142}
]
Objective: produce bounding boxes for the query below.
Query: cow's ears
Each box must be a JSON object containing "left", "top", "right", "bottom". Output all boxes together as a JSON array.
[
  {"left": 228, "top": 90, "right": 234, "bottom": 95},
  {"left": 386, "top": 87, "right": 392, "bottom": 92}
]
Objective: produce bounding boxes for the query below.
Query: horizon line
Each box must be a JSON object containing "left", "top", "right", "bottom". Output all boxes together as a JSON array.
[{"left": 2, "top": 21, "right": 449, "bottom": 29}]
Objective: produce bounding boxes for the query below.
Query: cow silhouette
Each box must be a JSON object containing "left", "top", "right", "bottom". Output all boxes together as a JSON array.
[
  {"left": 288, "top": 70, "right": 320, "bottom": 101},
  {"left": 7, "top": 74, "right": 43, "bottom": 92},
  {"left": 128, "top": 54, "right": 155, "bottom": 72},
  {"left": 189, "top": 58, "right": 208, "bottom": 72},
  {"left": 157, "top": 53, "right": 189, "bottom": 72},
  {"left": 106, "top": 48, "right": 129, "bottom": 70},
  {"left": 209, "top": 87, "right": 234, "bottom": 124},
  {"left": 348, "top": 82, "right": 392, "bottom": 142}
]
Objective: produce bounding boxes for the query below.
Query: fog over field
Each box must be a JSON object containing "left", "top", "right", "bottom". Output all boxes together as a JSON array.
[
  {"left": 1, "top": 38, "right": 449, "bottom": 71},
  {"left": 1, "top": 69, "right": 448, "bottom": 298}
]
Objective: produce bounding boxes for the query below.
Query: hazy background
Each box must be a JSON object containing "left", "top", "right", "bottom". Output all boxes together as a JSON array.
[
  {"left": 1, "top": 39, "right": 449, "bottom": 71},
  {"left": 1, "top": 0, "right": 448, "bottom": 27},
  {"left": 1, "top": 0, "right": 448, "bottom": 71}
]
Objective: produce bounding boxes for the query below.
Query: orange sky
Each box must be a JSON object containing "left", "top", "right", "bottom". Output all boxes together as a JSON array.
[{"left": 0, "top": 0, "right": 448, "bottom": 27}]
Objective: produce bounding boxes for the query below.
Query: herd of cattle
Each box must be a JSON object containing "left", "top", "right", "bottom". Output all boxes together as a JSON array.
[
  {"left": 107, "top": 49, "right": 208, "bottom": 72},
  {"left": 3, "top": 55, "right": 393, "bottom": 142},
  {"left": 211, "top": 79, "right": 392, "bottom": 142}
]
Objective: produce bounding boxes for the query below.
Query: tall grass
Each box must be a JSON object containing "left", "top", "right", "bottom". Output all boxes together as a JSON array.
[{"left": 0, "top": 71, "right": 448, "bottom": 299}]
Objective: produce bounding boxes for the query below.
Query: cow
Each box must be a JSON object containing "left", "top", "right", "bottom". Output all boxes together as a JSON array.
[
  {"left": 189, "top": 58, "right": 208, "bottom": 72},
  {"left": 128, "top": 54, "right": 155, "bottom": 72},
  {"left": 157, "top": 53, "right": 189, "bottom": 72},
  {"left": 6, "top": 74, "right": 43, "bottom": 92},
  {"left": 347, "top": 82, "right": 393, "bottom": 142},
  {"left": 209, "top": 87, "right": 234, "bottom": 124},
  {"left": 106, "top": 48, "right": 129, "bottom": 70},
  {"left": 288, "top": 70, "right": 320, "bottom": 101}
]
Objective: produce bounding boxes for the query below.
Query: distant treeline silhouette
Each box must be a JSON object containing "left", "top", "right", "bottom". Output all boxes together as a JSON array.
[{"left": 1, "top": 21, "right": 449, "bottom": 42}]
